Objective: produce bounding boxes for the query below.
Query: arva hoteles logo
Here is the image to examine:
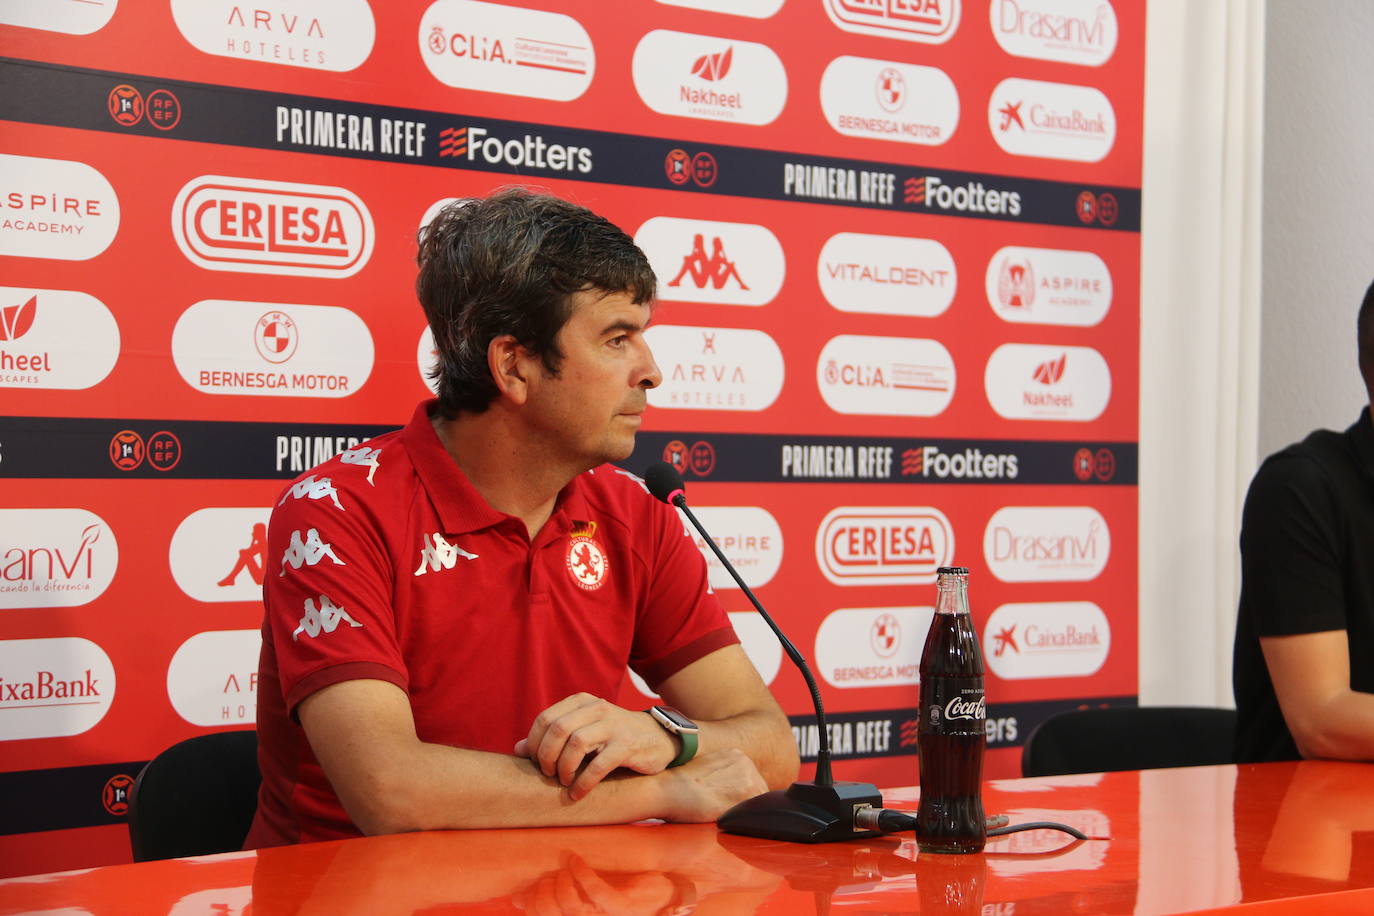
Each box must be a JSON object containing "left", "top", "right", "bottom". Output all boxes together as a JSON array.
[
  {"left": 645, "top": 324, "right": 785, "bottom": 412},
  {"left": 170, "top": 0, "right": 377, "bottom": 72},
  {"left": 0, "top": 509, "right": 119, "bottom": 608}
]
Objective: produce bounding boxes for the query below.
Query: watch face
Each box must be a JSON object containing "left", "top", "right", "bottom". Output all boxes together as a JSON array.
[{"left": 656, "top": 706, "right": 695, "bottom": 730}]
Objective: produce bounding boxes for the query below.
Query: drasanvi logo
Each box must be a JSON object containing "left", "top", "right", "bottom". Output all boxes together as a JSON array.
[
  {"left": 816, "top": 606, "right": 935, "bottom": 689},
  {"left": 171, "top": 175, "right": 374, "bottom": 278},
  {"left": 419, "top": 0, "right": 594, "bottom": 101},
  {"left": 168, "top": 508, "right": 273, "bottom": 603},
  {"left": 0, "top": 286, "right": 120, "bottom": 389},
  {"left": 0, "top": 0, "right": 117, "bottom": 34},
  {"left": 654, "top": 0, "right": 784, "bottom": 17},
  {"left": 985, "top": 246, "right": 1112, "bottom": 326},
  {"left": 989, "top": 77, "right": 1116, "bottom": 162},
  {"left": 815, "top": 506, "right": 954, "bottom": 586},
  {"left": 990, "top": 0, "right": 1118, "bottom": 66},
  {"left": 170, "top": 0, "right": 376, "bottom": 72},
  {"left": 0, "top": 637, "right": 116, "bottom": 740},
  {"left": 817, "top": 335, "right": 955, "bottom": 417},
  {"left": 984, "top": 601, "right": 1110, "bottom": 679},
  {"left": 635, "top": 217, "right": 785, "bottom": 307},
  {"left": 171, "top": 300, "right": 374, "bottom": 398},
  {"left": 632, "top": 30, "right": 787, "bottom": 125},
  {"left": 819, "top": 56, "right": 959, "bottom": 146},
  {"left": 984, "top": 343, "right": 1110, "bottom": 421},
  {"left": 631, "top": 610, "right": 783, "bottom": 698},
  {"left": 646, "top": 325, "right": 784, "bottom": 412},
  {"left": 0, "top": 153, "right": 120, "bottom": 261},
  {"left": 983, "top": 506, "right": 1110, "bottom": 582},
  {"left": 417, "top": 324, "right": 439, "bottom": 394},
  {"left": 823, "top": 0, "right": 961, "bottom": 43},
  {"left": 166, "top": 630, "right": 261, "bottom": 726},
  {"left": 687, "top": 507, "right": 784, "bottom": 590},
  {"left": 818, "top": 233, "right": 956, "bottom": 317},
  {"left": 0, "top": 509, "right": 118, "bottom": 608}
]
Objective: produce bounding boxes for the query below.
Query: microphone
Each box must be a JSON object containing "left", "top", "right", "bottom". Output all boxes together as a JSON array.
[{"left": 643, "top": 462, "right": 883, "bottom": 842}]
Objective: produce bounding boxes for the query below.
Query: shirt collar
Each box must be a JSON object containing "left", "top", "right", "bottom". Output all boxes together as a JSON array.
[{"left": 1349, "top": 406, "right": 1374, "bottom": 481}]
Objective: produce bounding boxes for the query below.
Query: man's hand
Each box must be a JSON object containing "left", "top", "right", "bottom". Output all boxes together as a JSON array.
[
  {"left": 515, "top": 693, "right": 677, "bottom": 800},
  {"left": 661, "top": 749, "right": 769, "bottom": 823}
]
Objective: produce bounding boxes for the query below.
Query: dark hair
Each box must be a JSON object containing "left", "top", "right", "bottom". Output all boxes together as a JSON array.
[
  {"left": 1361, "top": 278, "right": 1374, "bottom": 397},
  {"left": 416, "top": 188, "right": 657, "bottom": 417}
]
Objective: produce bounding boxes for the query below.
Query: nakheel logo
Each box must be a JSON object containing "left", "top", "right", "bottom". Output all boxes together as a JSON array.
[
  {"left": 817, "top": 335, "right": 955, "bottom": 417},
  {"left": 632, "top": 30, "right": 787, "bottom": 125},
  {"left": 688, "top": 507, "right": 784, "bottom": 590},
  {"left": 820, "top": 56, "right": 959, "bottom": 146},
  {"left": 654, "top": 0, "right": 784, "bottom": 17},
  {"left": 824, "top": 0, "right": 960, "bottom": 42},
  {"left": 991, "top": 0, "right": 1118, "bottom": 66},
  {"left": 172, "top": 300, "right": 374, "bottom": 397},
  {"left": 0, "top": 0, "right": 117, "bottom": 34},
  {"left": 0, "top": 637, "right": 116, "bottom": 741},
  {"left": 983, "top": 506, "right": 1110, "bottom": 582},
  {"left": 0, "top": 287, "right": 120, "bottom": 389},
  {"left": 171, "top": 0, "right": 376, "bottom": 72},
  {"left": 0, "top": 154, "right": 120, "bottom": 261},
  {"left": 984, "top": 601, "right": 1110, "bottom": 679},
  {"left": 989, "top": 78, "right": 1116, "bottom": 162},
  {"left": 172, "top": 175, "right": 374, "bottom": 278},
  {"left": 166, "top": 630, "right": 261, "bottom": 726},
  {"left": 816, "top": 506, "right": 954, "bottom": 586},
  {"left": 0, "top": 509, "right": 118, "bottom": 608},
  {"left": 818, "top": 233, "right": 956, "bottom": 318},
  {"left": 636, "top": 217, "right": 785, "bottom": 307},
  {"left": 420, "top": 0, "right": 594, "bottom": 101},
  {"left": 985, "top": 246, "right": 1112, "bottom": 326},
  {"left": 985, "top": 343, "right": 1110, "bottom": 421},
  {"left": 646, "top": 325, "right": 785, "bottom": 412},
  {"left": 817, "top": 606, "right": 935, "bottom": 689},
  {"left": 168, "top": 508, "right": 273, "bottom": 603}
]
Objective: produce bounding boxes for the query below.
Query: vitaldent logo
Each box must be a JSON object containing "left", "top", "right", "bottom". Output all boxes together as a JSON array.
[
  {"left": 0, "top": 509, "right": 118, "bottom": 608},
  {"left": 817, "top": 335, "right": 955, "bottom": 417},
  {"left": 816, "top": 606, "right": 934, "bottom": 688},
  {"left": 815, "top": 506, "right": 954, "bottom": 586},
  {"left": 985, "top": 246, "right": 1112, "bottom": 327},
  {"left": 0, "top": 287, "right": 120, "bottom": 390},
  {"left": 436, "top": 125, "right": 593, "bottom": 174},
  {"left": 170, "top": 0, "right": 376, "bottom": 72},
  {"left": 984, "top": 343, "right": 1111, "bottom": 421},
  {"left": 984, "top": 601, "right": 1110, "bottom": 679},
  {"left": 0, "top": 0, "right": 117, "bottom": 34},
  {"left": 904, "top": 173, "right": 1021, "bottom": 216},
  {"left": 632, "top": 30, "right": 787, "bottom": 125},
  {"left": 0, "top": 637, "right": 116, "bottom": 741},
  {"left": 823, "top": 0, "right": 960, "bottom": 43},
  {"left": 817, "top": 233, "right": 956, "bottom": 317},
  {"left": 166, "top": 629, "right": 261, "bottom": 725},
  {"left": 819, "top": 56, "right": 959, "bottom": 146},
  {"left": 635, "top": 217, "right": 785, "bottom": 307},
  {"left": 989, "top": 78, "right": 1116, "bottom": 162},
  {"left": 687, "top": 507, "right": 784, "bottom": 590},
  {"left": 990, "top": 0, "right": 1118, "bottom": 66},
  {"left": 172, "top": 175, "right": 374, "bottom": 278},
  {"left": 645, "top": 324, "right": 784, "bottom": 412},
  {"left": 983, "top": 506, "right": 1110, "bottom": 582},
  {"left": 0, "top": 154, "right": 120, "bottom": 261}
]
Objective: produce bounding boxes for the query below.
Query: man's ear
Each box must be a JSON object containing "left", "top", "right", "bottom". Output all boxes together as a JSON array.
[{"left": 488, "top": 334, "right": 534, "bottom": 405}]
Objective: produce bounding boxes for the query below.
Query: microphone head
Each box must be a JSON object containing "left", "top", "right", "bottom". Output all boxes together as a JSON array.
[{"left": 642, "top": 462, "right": 686, "bottom": 505}]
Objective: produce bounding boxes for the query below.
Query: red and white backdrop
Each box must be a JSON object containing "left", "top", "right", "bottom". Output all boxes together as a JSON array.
[{"left": 0, "top": 0, "right": 1141, "bottom": 876}]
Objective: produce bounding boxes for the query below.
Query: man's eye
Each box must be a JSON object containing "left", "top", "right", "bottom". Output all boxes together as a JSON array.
[{"left": 610, "top": 336, "right": 628, "bottom": 348}]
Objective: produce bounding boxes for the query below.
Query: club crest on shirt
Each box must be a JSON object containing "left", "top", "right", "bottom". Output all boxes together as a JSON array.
[{"left": 566, "top": 520, "right": 608, "bottom": 591}]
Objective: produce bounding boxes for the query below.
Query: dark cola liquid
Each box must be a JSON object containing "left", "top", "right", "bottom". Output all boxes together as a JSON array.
[{"left": 917, "top": 593, "right": 987, "bottom": 854}]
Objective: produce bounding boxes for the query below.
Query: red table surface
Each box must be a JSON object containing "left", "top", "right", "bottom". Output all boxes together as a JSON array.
[{"left": 2, "top": 760, "right": 1373, "bottom": 915}]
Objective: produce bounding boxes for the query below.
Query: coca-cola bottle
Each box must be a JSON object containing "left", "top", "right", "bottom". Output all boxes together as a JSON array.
[{"left": 916, "top": 566, "right": 987, "bottom": 854}]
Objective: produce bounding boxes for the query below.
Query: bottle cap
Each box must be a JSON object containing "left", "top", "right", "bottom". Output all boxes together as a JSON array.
[{"left": 936, "top": 566, "right": 969, "bottom": 576}]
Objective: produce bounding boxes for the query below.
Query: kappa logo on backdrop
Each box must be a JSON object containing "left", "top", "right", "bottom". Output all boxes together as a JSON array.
[
  {"left": 293, "top": 593, "right": 363, "bottom": 641},
  {"left": 414, "top": 532, "right": 478, "bottom": 576},
  {"left": 218, "top": 523, "right": 267, "bottom": 588},
  {"left": 635, "top": 217, "right": 784, "bottom": 308},
  {"left": 279, "top": 528, "right": 343, "bottom": 573},
  {"left": 668, "top": 235, "right": 750, "bottom": 291}
]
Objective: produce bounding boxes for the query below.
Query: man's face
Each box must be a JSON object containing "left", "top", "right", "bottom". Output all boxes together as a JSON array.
[{"left": 522, "top": 288, "right": 662, "bottom": 468}]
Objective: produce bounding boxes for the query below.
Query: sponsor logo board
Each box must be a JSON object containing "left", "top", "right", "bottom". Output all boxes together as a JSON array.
[
  {"left": 989, "top": 78, "right": 1116, "bottom": 162},
  {"left": 632, "top": 30, "right": 787, "bottom": 125},
  {"left": 985, "top": 601, "right": 1110, "bottom": 679},
  {"left": 0, "top": 154, "right": 120, "bottom": 261},
  {"left": 817, "top": 606, "right": 935, "bottom": 688},
  {"left": 631, "top": 610, "right": 783, "bottom": 696},
  {"left": 822, "top": 0, "right": 961, "bottom": 43},
  {"left": 169, "top": 508, "right": 273, "bottom": 602},
  {"left": 990, "top": 0, "right": 1118, "bottom": 66},
  {"left": 986, "top": 246, "right": 1112, "bottom": 326},
  {"left": 0, "top": 637, "right": 116, "bottom": 740},
  {"left": 636, "top": 217, "right": 784, "bottom": 307},
  {"left": 984, "top": 343, "right": 1110, "bottom": 421},
  {"left": 171, "top": 0, "right": 376, "bottom": 72},
  {"left": 0, "top": 509, "right": 118, "bottom": 608},
  {"left": 0, "top": 287, "right": 119, "bottom": 389},
  {"left": 654, "top": 0, "right": 784, "bottom": 16},
  {"left": 0, "top": 0, "right": 117, "bottom": 34},
  {"left": 171, "top": 300, "right": 374, "bottom": 397},
  {"left": 819, "top": 56, "right": 959, "bottom": 146},
  {"left": 983, "top": 506, "right": 1109, "bottom": 582},
  {"left": 417, "top": 325, "right": 439, "bottom": 394},
  {"left": 818, "top": 233, "right": 956, "bottom": 317},
  {"left": 818, "top": 335, "right": 955, "bottom": 417},
  {"left": 166, "top": 629, "right": 261, "bottom": 725},
  {"left": 815, "top": 506, "right": 954, "bottom": 586},
  {"left": 646, "top": 325, "right": 784, "bottom": 412},
  {"left": 688, "top": 507, "right": 783, "bottom": 589}
]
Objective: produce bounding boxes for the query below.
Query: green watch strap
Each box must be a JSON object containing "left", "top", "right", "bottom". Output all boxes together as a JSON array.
[{"left": 667, "top": 730, "right": 698, "bottom": 768}]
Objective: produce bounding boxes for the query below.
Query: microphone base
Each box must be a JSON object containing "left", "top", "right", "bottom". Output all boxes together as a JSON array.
[{"left": 717, "top": 780, "right": 885, "bottom": 843}]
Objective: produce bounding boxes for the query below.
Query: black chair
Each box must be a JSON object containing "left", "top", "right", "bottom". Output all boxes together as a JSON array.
[
  {"left": 1020, "top": 706, "right": 1237, "bottom": 778},
  {"left": 128, "top": 730, "right": 260, "bottom": 861}
]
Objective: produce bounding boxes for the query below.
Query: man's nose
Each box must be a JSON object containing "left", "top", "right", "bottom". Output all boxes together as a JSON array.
[{"left": 636, "top": 338, "right": 662, "bottom": 390}]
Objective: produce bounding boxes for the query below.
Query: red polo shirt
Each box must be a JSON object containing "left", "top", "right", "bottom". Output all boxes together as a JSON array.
[{"left": 245, "top": 400, "right": 737, "bottom": 847}]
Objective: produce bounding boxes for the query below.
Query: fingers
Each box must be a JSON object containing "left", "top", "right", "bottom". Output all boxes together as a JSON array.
[
  {"left": 568, "top": 743, "right": 624, "bottom": 800},
  {"left": 521, "top": 693, "right": 600, "bottom": 777}
]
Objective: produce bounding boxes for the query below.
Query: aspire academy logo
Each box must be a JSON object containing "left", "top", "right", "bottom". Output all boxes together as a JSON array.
[{"left": 986, "top": 246, "right": 1112, "bottom": 326}]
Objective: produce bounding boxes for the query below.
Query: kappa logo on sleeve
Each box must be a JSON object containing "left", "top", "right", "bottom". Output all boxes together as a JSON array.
[
  {"left": 338, "top": 446, "right": 381, "bottom": 484},
  {"left": 278, "top": 475, "right": 345, "bottom": 510},
  {"left": 292, "top": 593, "right": 363, "bottom": 641},
  {"left": 278, "top": 528, "right": 344, "bottom": 574},
  {"left": 414, "top": 532, "right": 479, "bottom": 576}
]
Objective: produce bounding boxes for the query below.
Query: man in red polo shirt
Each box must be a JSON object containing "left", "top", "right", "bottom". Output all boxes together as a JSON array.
[{"left": 245, "top": 189, "right": 799, "bottom": 846}]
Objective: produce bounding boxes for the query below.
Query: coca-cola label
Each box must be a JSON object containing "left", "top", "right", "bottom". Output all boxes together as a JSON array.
[{"left": 921, "top": 677, "right": 986, "bottom": 737}]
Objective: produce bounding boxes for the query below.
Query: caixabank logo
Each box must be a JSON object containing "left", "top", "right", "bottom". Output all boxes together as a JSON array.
[
  {"left": 631, "top": 30, "right": 787, "bottom": 125},
  {"left": 0, "top": 637, "right": 116, "bottom": 741},
  {"left": 823, "top": 0, "right": 960, "bottom": 43},
  {"left": 989, "top": 78, "right": 1116, "bottom": 163}
]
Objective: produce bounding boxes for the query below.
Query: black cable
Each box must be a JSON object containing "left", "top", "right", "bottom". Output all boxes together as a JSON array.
[{"left": 866, "top": 808, "right": 1104, "bottom": 841}]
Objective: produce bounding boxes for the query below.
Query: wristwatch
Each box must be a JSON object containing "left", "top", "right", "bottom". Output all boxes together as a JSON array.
[{"left": 647, "top": 705, "right": 699, "bottom": 768}]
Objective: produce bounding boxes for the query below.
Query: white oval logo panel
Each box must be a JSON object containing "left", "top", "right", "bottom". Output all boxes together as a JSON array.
[
  {"left": 172, "top": 175, "right": 374, "bottom": 278},
  {"left": 636, "top": 217, "right": 784, "bottom": 307},
  {"left": 983, "top": 506, "right": 1110, "bottom": 582},
  {"left": 820, "top": 56, "right": 959, "bottom": 146},
  {"left": 818, "top": 335, "right": 955, "bottom": 417},
  {"left": 0, "top": 637, "right": 115, "bottom": 740},
  {"left": 989, "top": 78, "right": 1116, "bottom": 162},
  {"left": 990, "top": 0, "right": 1118, "bottom": 66},
  {"left": 167, "top": 630, "right": 262, "bottom": 726},
  {"left": 823, "top": 0, "right": 960, "bottom": 43},
  {"left": 689, "top": 507, "right": 784, "bottom": 589},
  {"left": 0, "top": 154, "right": 119, "bottom": 261},
  {"left": 632, "top": 30, "right": 787, "bottom": 126},
  {"left": 984, "top": 343, "right": 1110, "bottom": 421},
  {"left": 630, "top": 610, "right": 782, "bottom": 697},
  {"left": 419, "top": 196, "right": 464, "bottom": 234},
  {"left": 0, "top": 509, "right": 118, "bottom": 609},
  {"left": 419, "top": 0, "right": 594, "bottom": 101},
  {"left": 417, "top": 325, "right": 439, "bottom": 394},
  {"left": 984, "top": 601, "right": 1110, "bottom": 679},
  {"left": 169, "top": 508, "right": 273, "bottom": 602},
  {"left": 172, "top": 300, "right": 373, "bottom": 398},
  {"left": 817, "top": 606, "right": 934, "bottom": 689},
  {"left": 985, "top": 246, "right": 1112, "bottom": 326},
  {"left": 655, "top": 0, "right": 784, "bottom": 16},
  {"left": 0, "top": 287, "right": 120, "bottom": 389},
  {"left": 646, "top": 325, "right": 784, "bottom": 412},
  {"left": 171, "top": 0, "right": 376, "bottom": 72},
  {"left": 818, "top": 234, "right": 956, "bottom": 317},
  {"left": 816, "top": 507, "right": 954, "bottom": 586},
  {"left": 0, "top": 0, "right": 117, "bottom": 33}
]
